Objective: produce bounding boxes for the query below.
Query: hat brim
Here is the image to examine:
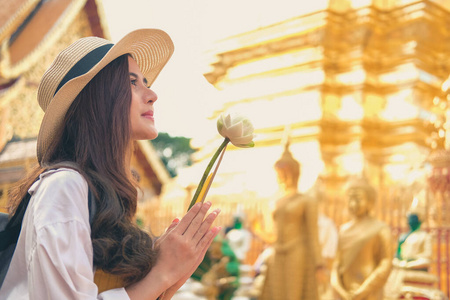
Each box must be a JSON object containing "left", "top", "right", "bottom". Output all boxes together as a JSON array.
[{"left": 37, "top": 29, "right": 174, "bottom": 163}]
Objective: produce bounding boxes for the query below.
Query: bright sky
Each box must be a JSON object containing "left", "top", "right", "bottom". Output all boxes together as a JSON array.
[{"left": 101, "top": 0, "right": 328, "bottom": 139}]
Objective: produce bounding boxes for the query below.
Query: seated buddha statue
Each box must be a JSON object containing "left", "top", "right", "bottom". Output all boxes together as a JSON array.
[
  {"left": 225, "top": 212, "right": 252, "bottom": 263},
  {"left": 330, "top": 177, "right": 392, "bottom": 300},
  {"left": 260, "top": 142, "right": 323, "bottom": 300},
  {"left": 384, "top": 192, "right": 446, "bottom": 300}
]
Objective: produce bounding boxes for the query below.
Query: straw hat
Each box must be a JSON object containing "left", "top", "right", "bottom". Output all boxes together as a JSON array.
[{"left": 36, "top": 28, "right": 174, "bottom": 163}]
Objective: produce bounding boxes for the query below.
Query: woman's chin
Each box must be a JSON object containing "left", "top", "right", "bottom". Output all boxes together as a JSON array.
[{"left": 132, "top": 130, "right": 158, "bottom": 141}]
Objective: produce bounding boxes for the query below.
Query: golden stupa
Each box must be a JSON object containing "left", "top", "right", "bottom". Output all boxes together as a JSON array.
[{"left": 158, "top": 0, "right": 450, "bottom": 297}]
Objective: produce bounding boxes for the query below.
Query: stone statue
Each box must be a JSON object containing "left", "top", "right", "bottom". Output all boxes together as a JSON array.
[
  {"left": 260, "top": 143, "right": 323, "bottom": 300},
  {"left": 330, "top": 177, "right": 392, "bottom": 300},
  {"left": 384, "top": 191, "right": 446, "bottom": 300}
]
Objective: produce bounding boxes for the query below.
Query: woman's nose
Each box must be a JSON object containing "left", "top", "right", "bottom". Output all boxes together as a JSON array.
[{"left": 146, "top": 88, "right": 158, "bottom": 103}]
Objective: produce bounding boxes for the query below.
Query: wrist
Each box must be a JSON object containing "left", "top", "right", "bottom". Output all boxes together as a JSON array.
[{"left": 126, "top": 270, "right": 170, "bottom": 300}]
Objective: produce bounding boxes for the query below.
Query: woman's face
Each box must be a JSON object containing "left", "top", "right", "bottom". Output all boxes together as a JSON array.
[{"left": 128, "top": 56, "right": 158, "bottom": 140}]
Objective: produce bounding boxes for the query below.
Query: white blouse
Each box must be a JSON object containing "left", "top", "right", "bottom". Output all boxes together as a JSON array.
[{"left": 0, "top": 168, "right": 130, "bottom": 299}]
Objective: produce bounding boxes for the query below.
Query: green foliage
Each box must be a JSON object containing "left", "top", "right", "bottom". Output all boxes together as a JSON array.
[{"left": 150, "top": 132, "right": 196, "bottom": 177}]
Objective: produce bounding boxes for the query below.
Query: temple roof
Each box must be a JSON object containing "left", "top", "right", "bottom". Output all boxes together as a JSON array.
[
  {"left": 0, "top": 0, "right": 39, "bottom": 44},
  {"left": 0, "top": 138, "right": 36, "bottom": 184},
  {"left": 0, "top": 0, "right": 168, "bottom": 195},
  {"left": 0, "top": 0, "right": 108, "bottom": 79},
  {"left": 0, "top": 138, "right": 36, "bottom": 165},
  {"left": 0, "top": 139, "right": 170, "bottom": 195}
]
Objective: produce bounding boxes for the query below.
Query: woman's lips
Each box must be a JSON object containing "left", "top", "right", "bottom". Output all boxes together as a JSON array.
[{"left": 142, "top": 111, "right": 154, "bottom": 120}]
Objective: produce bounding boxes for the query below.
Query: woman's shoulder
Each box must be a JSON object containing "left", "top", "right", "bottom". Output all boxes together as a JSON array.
[
  {"left": 28, "top": 168, "right": 90, "bottom": 229},
  {"left": 30, "top": 168, "right": 87, "bottom": 194}
]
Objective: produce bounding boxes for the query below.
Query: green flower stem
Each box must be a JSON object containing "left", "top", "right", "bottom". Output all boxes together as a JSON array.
[{"left": 187, "top": 138, "right": 230, "bottom": 211}]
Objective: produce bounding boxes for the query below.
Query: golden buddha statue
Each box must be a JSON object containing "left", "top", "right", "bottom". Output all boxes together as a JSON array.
[
  {"left": 260, "top": 143, "right": 323, "bottom": 300},
  {"left": 330, "top": 177, "right": 392, "bottom": 300},
  {"left": 384, "top": 191, "right": 446, "bottom": 300}
]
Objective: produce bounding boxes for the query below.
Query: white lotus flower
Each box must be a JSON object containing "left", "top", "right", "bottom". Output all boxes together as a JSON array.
[
  {"left": 187, "top": 112, "right": 255, "bottom": 210},
  {"left": 217, "top": 113, "right": 255, "bottom": 148}
]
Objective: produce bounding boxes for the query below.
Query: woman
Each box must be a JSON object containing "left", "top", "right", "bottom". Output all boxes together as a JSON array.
[{"left": 0, "top": 29, "right": 221, "bottom": 299}]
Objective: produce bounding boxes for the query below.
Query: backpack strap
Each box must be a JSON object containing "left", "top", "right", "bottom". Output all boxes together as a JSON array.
[
  {"left": 0, "top": 193, "right": 31, "bottom": 251},
  {"left": 88, "top": 187, "right": 96, "bottom": 226},
  {"left": 0, "top": 184, "right": 95, "bottom": 252}
]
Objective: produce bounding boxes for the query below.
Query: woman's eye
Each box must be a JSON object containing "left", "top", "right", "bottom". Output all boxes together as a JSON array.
[{"left": 131, "top": 79, "right": 137, "bottom": 86}]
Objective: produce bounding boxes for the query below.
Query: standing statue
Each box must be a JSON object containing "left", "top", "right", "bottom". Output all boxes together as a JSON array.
[
  {"left": 384, "top": 191, "right": 446, "bottom": 300},
  {"left": 331, "top": 177, "right": 392, "bottom": 300},
  {"left": 260, "top": 143, "right": 323, "bottom": 300}
]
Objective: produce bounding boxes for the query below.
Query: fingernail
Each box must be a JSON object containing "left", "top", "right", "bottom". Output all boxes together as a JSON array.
[
  {"left": 210, "top": 208, "right": 221, "bottom": 217},
  {"left": 172, "top": 218, "right": 180, "bottom": 223},
  {"left": 205, "top": 201, "right": 211, "bottom": 207}
]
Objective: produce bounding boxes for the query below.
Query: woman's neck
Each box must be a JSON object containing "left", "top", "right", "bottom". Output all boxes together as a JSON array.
[{"left": 125, "top": 144, "right": 133, "bottom": 178}]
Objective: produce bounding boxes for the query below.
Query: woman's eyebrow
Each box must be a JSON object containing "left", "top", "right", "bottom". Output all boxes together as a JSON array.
[{"left": 129, "top": 72, "right": 148, "bottom": 85}]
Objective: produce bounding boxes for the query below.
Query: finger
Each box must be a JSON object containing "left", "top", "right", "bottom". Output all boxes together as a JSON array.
[
  {"left": 192, "top": 208, "right": 221, "bottom": 245},
  {"left": 156, "top": 218, "right": 180, "bottom": 247},
  {"left": 190, "top": 226, "right": 221, "bottom": 272},
  {"left": 166, "top": 218, "right": 180, "bottom": 232},
  {"left": 183, "top": 201, "right": 212, "bottom": 238},
  {"left": 197, "top": 226, "right": 222, "bottom": 255},
  {"left": 173, "top": 202, "right": 203, "bottom": 234}
]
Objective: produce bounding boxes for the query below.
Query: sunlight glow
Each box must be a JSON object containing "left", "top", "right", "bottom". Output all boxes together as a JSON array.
[
  {"left": 226, "top": 48, "right": 323, "bottom": 80},
  {"left": 338, "top": 153, "right": 364, "bottom": 175},
  {"left": 379, "top": 63, "right": 419, "bottom": 84},
  {"left": 381, "top": 96, "right": 419, "bottom": 121},
  {"left": 224, "top": 92, "right": 322, "bottom": 129},
  {"left": 219, "top": 68, "right": 325, "bottom": 100},
  {"left": 335, "top": 68, "right": 366, "bottom": 85},
  {"left": 337, "top": 97, "right": 364, "bottom": 121}
]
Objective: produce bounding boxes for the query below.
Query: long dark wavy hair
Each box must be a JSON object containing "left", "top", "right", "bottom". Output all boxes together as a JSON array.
[{"left": 8, "top": 54, "right": 157, "bottom": 285}]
